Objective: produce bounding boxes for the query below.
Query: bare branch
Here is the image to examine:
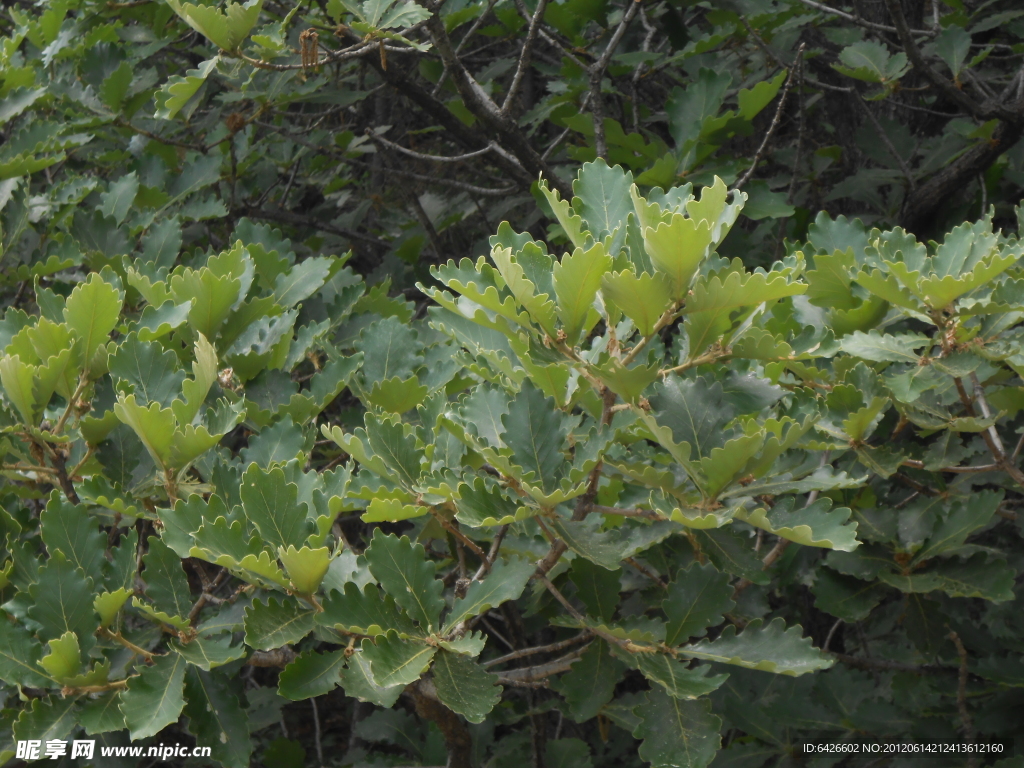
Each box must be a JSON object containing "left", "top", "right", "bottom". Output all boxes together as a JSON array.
[{"left": 502, "top": 0, "right": 550, "bottom": 115}]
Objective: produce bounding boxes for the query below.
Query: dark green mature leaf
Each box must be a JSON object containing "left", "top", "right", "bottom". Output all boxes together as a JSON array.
[
  {"left": 633, "top": 691, "right": 721, "bottom": 768},
  {"left": 365, "top": 529, "right": 444, "bottom": 632},
  {"left": 0, "top": 623, "right": 52, "bottom": 687},
  {"left": 569, "top": 558, "right": 621, "bottom": 622},
  {"left": 28, "top": 552, "right": 98, "bottom": 649},
  {"left": 635, "top": 655, "right": 728, "bottom": 699},
  {"left": 444, "top": 556, "right": 536, "bottom": 630},
  {"left": 663, "top": 562, "right": 735, "bottom": 646},
  {"left": 278, "top": 649, "right": 346, "bottom": 700},
  {"left": 243, "top": 596, "right": 316, "bottom": 650},
  {"left": 39, "top": 494, "right": 106, "bottom": 585},
  {"left": 141, "top": 536, "right": 192, "bottom": 621},
  {"left": 239, "top": 463, "right": 314, "bottom": 550},
  {"left": 121, "top": 652, "right": 187, "bottom": 740},
  {"left": 649, "top": 376, "right": 732, "bottom": 460},
  {"left": 549, "top": 517, "right": 626, "bottom": 570},
  {"left": 361, "top": 631, "right": 437, "bottom": 688},
  {"left": 683, "top": 618, "right": 832, "bottom": 675},
  {"left": 911, "top": 492, "right": 1001, "bottom": 564},
  {"left": 364, "top": 414, "right": 424, "bottom": 489},
  {"left": 554, "top": 640, "right": 623, "bottom": 722},
  {"left": 500, "top": 382, "right": 569, "bottom": 493},
  {"left": 318, "top": 582, "right": 420, "bottom": 636},
  {"left": 431, "top": 650, "right": 502, "bottom": 723},
  {"left": 12, "top": 696, "right": 79, "bottom": 748},
  {"left": 184, "top": 667, "right": 251, "bottom": 768}
]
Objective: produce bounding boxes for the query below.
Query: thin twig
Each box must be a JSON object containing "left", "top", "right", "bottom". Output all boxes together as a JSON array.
[
  {"left": 367, "top": 130, "right": 495, "bottom": 163},
  {"left": 483, "top": 633, "right": 592, "bottom": 668},
  {"left": 503, "top": 0, "right": 550, "bottom": 115},
  {"left": 311, "top": 698, "right": 325, "bottom": 767},
  {"left": 948, "top": 631, "right": 978, "bottom": 767},
  {"left": 734, "top": 45, "right": 804, "bottom": 189},
  {"left": 854, "top": 96, "right": 916, "bottom": 190}
]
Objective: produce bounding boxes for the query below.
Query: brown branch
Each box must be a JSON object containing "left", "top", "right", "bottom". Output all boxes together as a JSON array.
[
  {"left": 483, "top": 633, "right": 592, "bottom": 668},
  {"left": 948, "top": 631, "right": 978, "bottom": 767},
  {"left": 473, "top": 524, "right": 510, "bottom": 580},
  {"left": 424, "top": 13, "right": 572, "bottom": 198},
  {"left": 502, "top": 0, "right": 550, "bottom": 115},
  {"left": 589, "top": 0, "right": 643, "bottom": 159},
  {"left": 247, "top": 647, "right": 298, "bottom": 667},
  {"left": 734, "top": 46, "right": 804, "bottom": 189},
  {"left": 882, "top": 0, "right": 1013, "bottom": 121},
  {"left": 406, "top": 678, "right": 474, "bottom": 768}
]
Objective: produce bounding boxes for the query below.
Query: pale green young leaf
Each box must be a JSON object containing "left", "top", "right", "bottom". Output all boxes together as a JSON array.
[
  {"left": 601, "top": 269, "right": 673, "bottom": 336},
  {"left": 553, "top": 241, "right": 611, "bottom": 345},
  {"left": 166, "top": 0, "right": 264, "bottom": 51}
]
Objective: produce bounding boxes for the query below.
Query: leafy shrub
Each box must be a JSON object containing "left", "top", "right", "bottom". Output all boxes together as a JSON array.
[{"left": 1, "top": 159, "right": 1023, "bottom": 767}]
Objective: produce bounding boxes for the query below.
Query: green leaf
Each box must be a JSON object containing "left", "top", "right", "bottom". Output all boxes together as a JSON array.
[
  {"left": 141, "top": 536, "right": 193, "bottom": 621},
  {"left": 243, "top": 596, "right": 316, "bottom": 651},
  {"left": 39, "top": 493, "right": 106, "bottom": 584},
  {"left": 833, "top": 41, "right": 909, "bottom": 83},
  {"left": 501, "top": 382, "right": 569, "bottom": 494},
  {"left": 431, "top": 649, "right": 502, "bottom": 723},
  {"left": 549, "top": 517, "right": 626, "bottom": 570},
  {"left": 601, "top": 269, "right": 673, "bottom": 336},
  {"left": 318, "top": 582, "right": 420, "bottom": 636},
  {"left": 278, "top": 649, "right": 346, "bottom": 700},
  {"left": 633, "top": 691, "right": 721, "bottom": 768},
  {"left": 663, "top": 562, "right": 734, "bottom": 646},
  {"left": 28, "top": 551, "right": 98, "bottom": 650},
  {"left": 339, "top": 652, "right": 403, "bottom": 707},
  {"left": 737, "top": 71, "right": 786, "bottom": 120},
  {"left": 113, "top": 393, "right": 175, "bottom": 467},
  {"left": 879, "top": 553, "right": 1015, "bottom": 601},
  {"left": 935, "top": 25, "right": 971, "bottom": 77},
  {"left": 0, "top": 623, "right": 52, "bottom": 687},
  {"left": 100, "top": 172, "right": 139, "bottom": 226},
  {"left": 364, "top": 413, "right": 424, "bottom": 489},
  {"left": 360, "top": 630, "right": 436, "bottom": 687},
  {"left": 634, "top": 655, "right": 728, "bottom": 699},
  {"left": 183, "top": 667, "right": 252, "bottom": 768},
  {"left": 682, "top": 617, "right": 832, "bottom": 675},
  {"left": 365, "top": 529, "right": 445, "bottom": 632},
  {"left": 553, "top": 242, "right": 611, "bottom": 344},
  {"left": 573, "top": 159, "right": 633, "bottom": 246},
  {"left": 279, "top": 545, "right": 330, "bottom": 594},
  {"left": 554, "top": 640, "right": 623, "bottom": 722},
  {"left": 109, "top": 332, "right": 184, "bottom": 409},
  {"left": 806, "top": 249, "right": 857, "bottom": 309},
  {"left": 911, "top": 492, "right": 1000, "bottom": 564},
  {"left": 812, "top": 569, "right": 887, "bottom": 621},
  {"left": 166, "top": 0, "right": 264, "bottom": 51},
  {"left": 12, "top": 697, "right": 78, "bottom": 748},
  {"left": 569, "top": 558, "right": 621, "bottom": 622},
  {"left": 38, "top": 631, "right": 81, "bottom": 683},
  {"left": 121, "top": 652, "right": 187, "bottom": 740},
  {"left": 735, "top": 498, "right": 860, "bottom": 552},
  {"left": 364, "top": 375, "right": 429, "bottom": 413},
  {"left": 240, "top": 463, "right": 314, "bottom": 550},
  {"left": 643, "top": 214, "right": 712, "bottom": 298},
  {"left": 172, "top": 634, "right": 246, "bottom": 670},
  {"left": 840, "top": 330, "right": 929, "bottom": 363},
  {"left": 64, "top": 272, "right": 122, "bottom": 376},
  {"left": 444, "top": 556, "right": 536, "bottom": 630},
  {"left": 79, "top": 692, "right": 126, "bottom": 735}
]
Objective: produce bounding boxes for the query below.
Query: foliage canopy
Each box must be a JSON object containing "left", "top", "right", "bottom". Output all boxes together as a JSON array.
[{"left": 1, "top": 0, "right": 1024, "bottom": 766}]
